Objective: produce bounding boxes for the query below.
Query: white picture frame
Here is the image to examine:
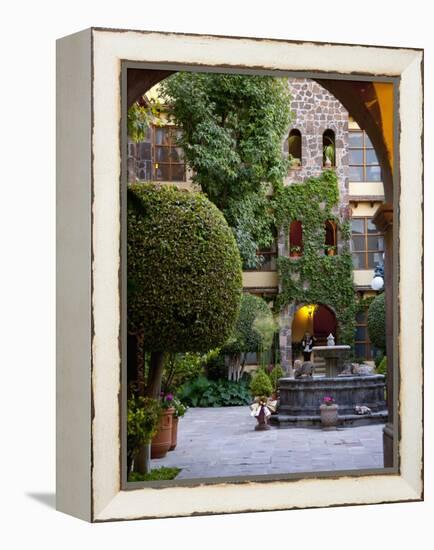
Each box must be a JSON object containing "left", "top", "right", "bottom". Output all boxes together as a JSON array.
[{"left": 56, "top": 27, "right": 423, "bottom": 522}]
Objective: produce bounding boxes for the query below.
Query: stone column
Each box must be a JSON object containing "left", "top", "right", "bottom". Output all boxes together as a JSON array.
[
  {"left": 279, "top": 303, "right": 295, "bottom": 377},
  {"left": 372, "top": 204, "right": 394, "bottom": 468}
]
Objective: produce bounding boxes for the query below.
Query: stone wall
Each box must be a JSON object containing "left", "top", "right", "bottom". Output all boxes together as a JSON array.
[{"left": 279, "top": 79, "right": 350, "bottom": 373}]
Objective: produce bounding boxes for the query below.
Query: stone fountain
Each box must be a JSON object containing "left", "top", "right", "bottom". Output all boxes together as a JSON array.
[{"left": 273, "top": 334, "right": 387, "bottom": 426}]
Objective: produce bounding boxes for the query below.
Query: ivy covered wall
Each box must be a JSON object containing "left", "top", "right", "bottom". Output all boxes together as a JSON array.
[{"left": 272, "top": 170, "right": 356, "bottom": 371}]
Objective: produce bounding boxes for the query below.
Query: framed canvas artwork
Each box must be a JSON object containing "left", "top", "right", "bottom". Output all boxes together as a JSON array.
[{"left": 56, "top": 28, "right": 423, "bottom": 522}]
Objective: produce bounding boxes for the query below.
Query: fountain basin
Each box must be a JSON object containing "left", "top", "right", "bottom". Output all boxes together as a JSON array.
[{"left": 273, "top": 374, "right": 387, "bottom": 426}]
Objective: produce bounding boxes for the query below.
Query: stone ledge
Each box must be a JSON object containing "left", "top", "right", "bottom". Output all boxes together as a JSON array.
[{"left": 271, "top": 410, "right": 388, "bottom": 427}]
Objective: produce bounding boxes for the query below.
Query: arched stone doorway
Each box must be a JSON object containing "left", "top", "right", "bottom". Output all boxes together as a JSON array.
[{"left": 291, "top": 304, "right": 337, "bottom": 357}]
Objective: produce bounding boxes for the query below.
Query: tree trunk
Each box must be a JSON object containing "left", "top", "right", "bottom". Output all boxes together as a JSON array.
[
  {"left": 134, "top": 442, "right": 151, "bottom": 474},
  {"left": 145, "top": 351, "right": 166, "bottom": 398},
  {"left": 239, "top": 352, "right": 247, "bottom": 378}
]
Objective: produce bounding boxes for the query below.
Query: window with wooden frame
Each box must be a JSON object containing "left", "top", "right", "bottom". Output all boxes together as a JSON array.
[
  {"left": 323, "top": 129, "right": 336, "bottom": 167},
  {"left": 247, "top": 229, "right": 278, "bottom": 272},
  {"left": 351, "top": 217, "right": 384, "bottom": 269},
  {"left": 153, "top": 125, "right": 185, "bottom": 182},
  {"left": 257, "top": 239, "right": 278, "bottom": 271},
  {"left": 354, "top": 307, "right": 373, "bottom": 361},
  {"left": 324, "top": 220, "right": 337, "bottom": 255},
  {"left": 289, "top": 220, "right": 303, "bottom": 258},
  {"left": 288, "top": 129, "right": 302, "bottom": 168},
  {"left": 349, "top": 129, "right": 382, "bottom": 182}
]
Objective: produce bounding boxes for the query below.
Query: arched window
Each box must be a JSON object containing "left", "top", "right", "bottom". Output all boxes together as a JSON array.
[
  {"left": 323, "top": 129, "right": 336, "bottom": 167},
  {"left": 289, "top": 221, "right": 303, "bottom": 257},
  {"left": 325, "top": 220, "right": 337, "bottom": 255},
  {"left": 288, "top": 129, "right": 302, "bottom": 167}
]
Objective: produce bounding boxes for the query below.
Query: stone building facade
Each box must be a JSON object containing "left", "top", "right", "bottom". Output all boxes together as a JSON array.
[{"left": 278, "top": 79, "right": 351, "bottom": 375}]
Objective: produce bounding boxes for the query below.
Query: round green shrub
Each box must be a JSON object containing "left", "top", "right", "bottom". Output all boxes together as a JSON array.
[
  {"left": 367, "top": 293, "right": 386, "bottom": 352},
  {"left": 250, "top": 369, "right": 273, "bottom": 398},
  {"left": 128, "top": 184, "right": 243, "bottom": 352},
  {"left": 269, "top": 365, "right": 285, "bottom": 392}
]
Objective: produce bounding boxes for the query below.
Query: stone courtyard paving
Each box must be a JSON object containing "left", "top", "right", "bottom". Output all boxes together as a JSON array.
[{"left": 153, "top": 406, "right": 385, "bottom": 479}]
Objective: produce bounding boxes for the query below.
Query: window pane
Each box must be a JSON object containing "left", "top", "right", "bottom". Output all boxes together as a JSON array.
[
  {"left": 260, "top": 254, "right": 277, "bottom": 270},
  {"left": 349, "top": 149, "right": 363, "bottom": 165},
  {"left": 154, "top": 127, "right": 170, "bottom": 145},
  {"left": 155, "top": 147, "right": 170, "bottom": 162},
  {"left": 366, "top": 165, "right": 382, "bottom": 181},
  {"left": 351, "top": 219, "right": 365, "bottom": 235},
  {"left": 170, "top": 147, "right": 184, "bottom": 162},
  {"left": 171, "top": 164, "right": 185, "bottom": 181},
  {"left": 367, "top": 251, "right": 384, "bottom": 268},
  {"left": 349, "top": 132, "right": 363, "bottom": 148},
  {"left": 367, "top": 219, "right": 377, "bottom": 233},
  {"left": 349, "top": 165, "right": 364, "bottom": 181},
  {"left": 366, "top": 148, "right": 379, "bottom": 165},
  {"left": 351, "top": 235, "right": 365, "bottom": 251},
  {"left": 352, "top": 253, "right": 364, "bottom": 269},
  {"left": 368, "top": 236, "right": 384, "bottom": 251},
  {"left": 364, "top": 134, "right": 373, "bottom": 148},
  {"left": 154, "top": 163, "right": 170, "bottom": 181},
  {"left": 355, "top": 326, "right": 366, "bottom": 341}
]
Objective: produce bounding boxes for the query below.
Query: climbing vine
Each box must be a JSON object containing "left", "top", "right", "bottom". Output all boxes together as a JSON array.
[{"left": 272, "top": 170, "right": 356, "bottom": 347}]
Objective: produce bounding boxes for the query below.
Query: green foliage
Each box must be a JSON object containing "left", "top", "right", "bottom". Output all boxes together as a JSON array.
[
  {"left": 127, "top": 98, "right": 163, "bottom": 143},
  {"left": 374, "top": 349, "right": 385, "bottom": 368},
  {"left": 273, "top": 170, "right": 356, "bottom": 346},
  {"left": 172, "top": 396, "right": 187, "bottom": 418},
  {"left": 223, "top": 294, "right": 273, "bottom": 355},
  {"left": 177, "top": 376, "right": 252, "bottom": 407},
  {"left": 269, "top": 365, "right": 285, "bottom": 392},
  {"left": 159, "top": 72, "right": 292, "bottom": 266},
  {"left": 250, "top": 369, "right": 273, "bottom": 398},
  {"left": 367, "top": 292, "right": 386, "bottom": 352},
  {"left": 203, "top": 350, "right": 227, "bottom": 381},
  {"left": 377, "top": 356, "right": 387, "bottom": 376},
  {"left": 161, "top": 352, "right": 205, "bottom": 394},
  {"left": 127, "top": 183, "right": 242, "bottom": 352},
  {"left": 128, "top": 467, "right": 181, "bottom": 482},
  {"left": 127, "top": 396, "right": 161, "bottom": 462}
]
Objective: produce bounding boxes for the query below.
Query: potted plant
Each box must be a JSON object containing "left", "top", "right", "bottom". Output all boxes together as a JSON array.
[
  {"left": 323, "top": 139, "right": 335, "bottom": 168},
  {"left": 325, "top": 245, "right": 337, "bottom": 256},
  {"left": 290, "top": 245, "right": 302, "bottom": 258},
  {"left": 127, "top": 395, "right": 161, "bottom": 475},
  {"left": 151, "top": 393, "right": 175, "bottom": 459},
  {"left": 249, "top": 370, "right": 274, "bottom": 431},
  {"left": 170, "top": 397, "right": 187, "bottom": 451},
  {"left": 319, "top": 396, "right": 339, "bottom": 430},
  {"left": 290, "top": 157, "right": 301, "bottom": 169}
]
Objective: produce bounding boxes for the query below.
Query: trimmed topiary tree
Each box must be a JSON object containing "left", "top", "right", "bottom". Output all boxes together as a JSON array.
[
  {"left": 250, "top": 369, "right": 273, "bottom": 400},
  {"left": 367, "top": 292, "right": 386, "bottom": 353},
  {"left": 128, "top": 183, "right": 243, "bottom": 398}
]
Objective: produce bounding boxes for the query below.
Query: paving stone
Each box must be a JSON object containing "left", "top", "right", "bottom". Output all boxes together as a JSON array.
[{"left": 154, "top": 406, "right": 385, "bottom": 479}]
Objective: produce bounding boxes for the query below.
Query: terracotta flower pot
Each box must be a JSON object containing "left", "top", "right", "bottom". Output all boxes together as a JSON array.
[
  {"left": 320, "top": 403, "right": 339, "bottom": 430},
  {"left": 169, "top": 415, "right": 179, "bottom": 451},
  {"left": 151, "top": 407, "right": 174, "bottom": 458}
]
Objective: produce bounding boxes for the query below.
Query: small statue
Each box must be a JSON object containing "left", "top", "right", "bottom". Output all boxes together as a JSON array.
[
  {"left": 354, "top": 405, "right": 372, "bottom": 415},
  {"left": 294, "top": 359, "right": 315, "bottom": 378},
  {"left": 339, "top": 363, "right": 375, "bottom": 376},
  {"left": 327, "top": 333, "right": 335, "bottom": 346}
]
